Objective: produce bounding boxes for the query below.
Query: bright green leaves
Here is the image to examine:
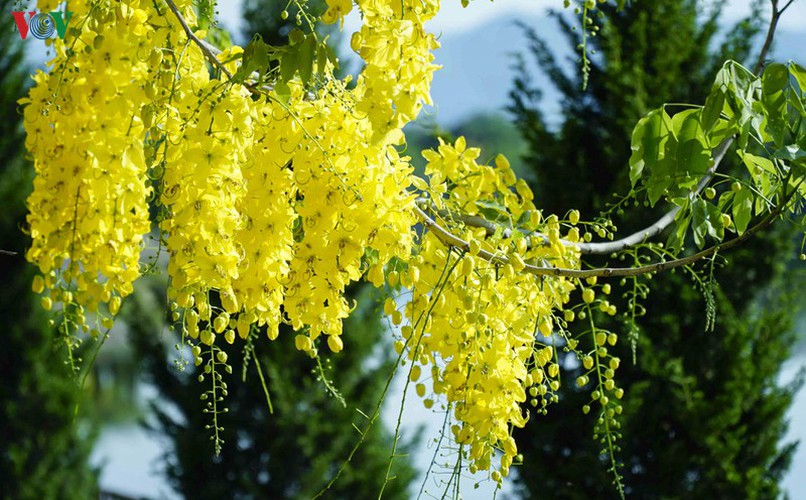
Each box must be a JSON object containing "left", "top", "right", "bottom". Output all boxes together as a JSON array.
[
  {"left": 761, "top": 63, "right": 806, "bottom": 171},
  {"left": 629, "top": 107, "right": 712, "bottom": 207},
  {"left": 629, "top": 60, "right": 806, "bottom": 250},
  {"left": 230, "top": 30, "right": 338, "bottom": 102},
  {"left": 673, "top": 109, "right": 713, "bottom": 187},
  {"left": 232, "top": 34, "right": 271, "bottom": 84},
  {"left": 629, "top": 110, "right": 663, "bottom": 188},
  {"left": 761, "top": 63, "right": 793, "bottom": 149},
  {"left": 281, "top": 29, "right": 317, "bottom": 85},
  {"left": 701, "top": 88, "right": 725, "bottom": 135},
  {"left": 690, "top": 199, "right": 724, "bottom": 249},
  {"left": 731, "top": 186, "right": 753, "bottom": 234}
]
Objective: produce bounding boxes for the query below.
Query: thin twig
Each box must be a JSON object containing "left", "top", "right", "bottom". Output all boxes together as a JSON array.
[
  {"left": 779, "top": 0, "right": 797, "bottom": 15},
  {"left": 0, "top": 249, "right": 17, "bottom": 255},
  {"left": 755, "top": 0, "right": 784, "bottom": 74},
  {"left": 164, "top": 0, "right": 233, "bottom": 79}
]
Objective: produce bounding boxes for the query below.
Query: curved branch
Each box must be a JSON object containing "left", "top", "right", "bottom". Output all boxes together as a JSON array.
[
  {"left": 754, "top": 0, "right": 786, "bottom": 74},
  {"left": 415, "top": 138, "right": 732, "bottom": 255},
  {"left": 415, "top": 197, "right": 789, "bottom": 279},
  {"left": 580, "top": 0, "right": 784, "bottom": 253},
  {"left": 576, "top": 138, "right": 732, "bottom": 254}
]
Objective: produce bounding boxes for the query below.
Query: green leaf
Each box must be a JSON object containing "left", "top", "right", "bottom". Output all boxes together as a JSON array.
[
  {"left": 701, "top": 90, "right": 725, "bottom": 134},
  {"left": 289, "top": 28, "right": 305, "bottom": 45},
  {"left": 298, "top": 36, "right": 316, "bottom": 85},
  {"left": 475, "top": 199, "right": 511, "bottom": 222},
  {"left": 672, "top": 110, "right": 711, "bottom": 189},
  {"left": 732, "top": 187, "right": 753, "bottom": 234},
  {"left": 676, "top": 139, "right": 712, "bottom": 182},
  {"left": 317, "top": 44, "right": 328, "bottom": 76},
  {"left": 325, "top": 45, "right": 339, "bottom": 71},
  {"left": 740, "top": 151, "right": 777, "bottom": 176},
  {"left": 691, "top": 198, "right": 708, "bottom": 249},
  {"left": 762, "top": 63, "right": 789, "bottom": 95},
  {"left": 280, "top": 47, "right": 297, "bottom": 83},
  {"left": 232, "top": 35, "right": 270, "bottom": 84},
  {"left": 671, "top": 108, "right": 701, "bottom": 141},
  {"left": 705, "top": 201, "right": 725, "bottom": 241},
  {"left": 773, "top": 144, "right": 806, "bottom": 162},
  {"left": 667, "top": 210, "right": 690, "bottom": 251},
  {"left": 691, "top": 199, "right": 723, "bottom": 248},
  {"left": 629, "top": 110, "right": 664, "bottom": 186},
  {"left": 790, "top": 63, "right": 806, "bottom": 94},
  {"left": 274, "top": 80, "right": 291, "bottom": 105}
]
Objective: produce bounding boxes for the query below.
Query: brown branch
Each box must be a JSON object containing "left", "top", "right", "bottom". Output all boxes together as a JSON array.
[
  {"left": 164, "top": 0, "right": 233, "bottom": 80},
  {"left": 754, "top": 0, "right": 785, "bottom": 74}
]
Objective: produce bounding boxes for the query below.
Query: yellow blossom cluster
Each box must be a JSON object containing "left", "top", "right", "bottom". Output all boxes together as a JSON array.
[
  {"left": 23, "top": 0, "right": 158, "bottom": 330},
  {"left": 23, "top": 0, "right": 432, "bottom": 349},
  {"left": 349, "top": 0, "right": 440, "bottom": 143},
  {"left": 22, "top": 0, "right": 598, "bottom": 485},
  {"left": 396, "top": 138, "right": 580, "bottom": 479}
]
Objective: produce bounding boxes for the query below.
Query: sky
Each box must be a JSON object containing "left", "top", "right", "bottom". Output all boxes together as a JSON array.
[{"left": 217, "top": 0, "right": 806, "bottom": 36}]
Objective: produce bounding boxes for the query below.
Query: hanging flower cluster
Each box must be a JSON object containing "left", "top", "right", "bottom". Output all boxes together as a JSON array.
[
  {"left": 399, "top": 138, "right": 580, "bottom": 478},
  {"left": 22, "top": 0, "right": 597, "bottom": 485},
  {"left": 24, "top": 0, "right": 157, "bottom": 332}
]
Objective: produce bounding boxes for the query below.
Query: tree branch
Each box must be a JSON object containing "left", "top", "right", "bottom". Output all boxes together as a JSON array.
[
  {"left": 575, "top": 138, "right": 732, "bottom": 254},
  {"left": 779, "top": 0, "right": 797, "bottom": 15},
  {"left": 432, "top": 0, "right": 786, "bottom": 257},
  {"left": 416, "top": 138, "right": 732, "bottom": 255},
  {"left": 164, "top": 0, "right": 233, "bottom": 80},
  {"left": 415, "top": 196, "right": 790, "bottom": 279},
  {"left": 754, "top": 0, "right": 787, "bottom": 74}
]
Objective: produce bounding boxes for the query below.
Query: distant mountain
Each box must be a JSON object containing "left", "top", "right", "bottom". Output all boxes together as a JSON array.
[{"left": 428, "top": 15, "right": 566, "bottom": 127}]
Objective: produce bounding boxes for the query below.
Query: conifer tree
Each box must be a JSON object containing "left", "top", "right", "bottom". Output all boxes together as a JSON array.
[
  {"left": 510, "top": 2, "right": 803, "bottom": 497},
  {"left": 0, "top": 0, "right": 98, "bottom": 494}
]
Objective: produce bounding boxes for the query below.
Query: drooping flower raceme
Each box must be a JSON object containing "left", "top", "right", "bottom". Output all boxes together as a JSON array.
[{"left": 22, "top": 0, "right": 591, "bottom": 484}]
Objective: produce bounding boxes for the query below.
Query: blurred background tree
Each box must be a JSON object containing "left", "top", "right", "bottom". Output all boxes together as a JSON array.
[
  {"left": 509, "top": 1, "right": 804, "bottom": 498},
  {"left": 130, "top": 281, "right": 415, "bottom": 499},
  {"left": 0, "top": 0, "right": 99, "bottom": 495},
  {"left": 127, "top": 3, "right": 416, "bottom": 498}
]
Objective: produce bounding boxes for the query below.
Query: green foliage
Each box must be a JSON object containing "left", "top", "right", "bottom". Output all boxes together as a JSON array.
[
  {"left": 233, "top": 0, "right": 339, "bottom": 101},
  {"left": 0, "top": 0, "right": 98, "bottom": 494},
  {"left": 629, "top": 60, "right": 806, "bottom": 250},
  {"left": 510, "top": 0, "right": 764, "bottom": 216},
  {"left": 510, "top": 0, "right": 803, "bottom": 497}
]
